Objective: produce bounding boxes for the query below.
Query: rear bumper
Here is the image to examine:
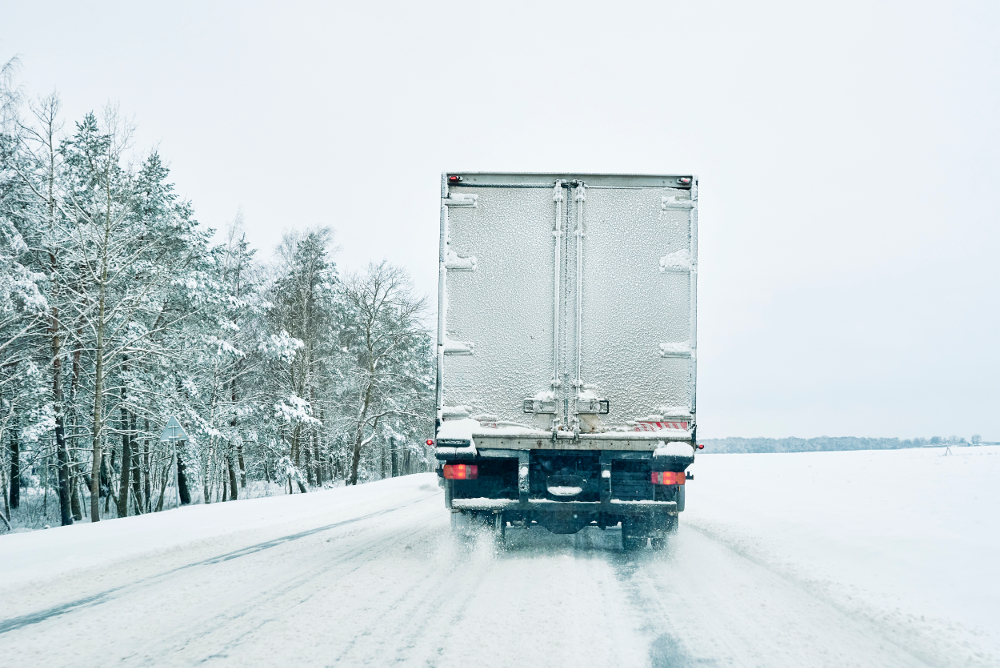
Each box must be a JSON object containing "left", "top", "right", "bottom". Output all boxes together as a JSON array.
[
  {"left": 449, "top": 496, "right": 678, "bottom": 534},
  {"left": 450, "top": 498, "right": 677, "bottom": 514}
]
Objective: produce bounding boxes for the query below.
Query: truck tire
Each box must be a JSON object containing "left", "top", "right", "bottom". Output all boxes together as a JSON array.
[
  {"left": 621, "top": 520, "right": 645, "bottom": 552},
  {"left": 452, "top": 511, "right": 505, "bottom": 545},
  {"left": 493, "top": 512, "right": 506, "bottom": 546},
  {"left": 450, "top": 511, "right": 475, "bottom": 539},
  {"left": 650, "top": 515, "right": 678, "bottom": 550}
]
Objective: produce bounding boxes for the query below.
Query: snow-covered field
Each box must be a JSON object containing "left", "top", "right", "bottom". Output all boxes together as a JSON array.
[
  {"left": 1, "top": 446, "right": 997, "bottom": 667},
  {"left": 685, "top": 445, "right": 1000, "bottom": 666}
]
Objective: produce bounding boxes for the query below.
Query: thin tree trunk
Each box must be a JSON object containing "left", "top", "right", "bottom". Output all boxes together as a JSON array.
[
  {"left": 43, "top": 451, "right": 49, "bottom": 516},
  {"left": 312, "top": 429, "right": 322, "bottom": 485},
  {"left": 89, "top": 274, "right": 108, "bottom": 522},
  {"left": 226, "top": 451, "right": 238, "bottom": 501},
  {"left": 391, "top": 437, "right": 398, "bottom": 478},
  {"left": 177, "top": 450, "right": 191, "bottom": 505},
  {"left": 143, "top": 434, "right": 151, "bottom": 512},
  {"left": 155, "top": 461, "right": 169, "bottom": 512},
  {"left": 291, "top": 423, "right": 301, "bottom": 469},
  {"left": 70, "top": 330, "right": 84, "bottom": 521},
  {"left": 304, "top": 436, "right": 314, "bottom": 486},
  {"left": 69, "top": 447, "right": 82, "bottom": 521},
  {"left": 2, "top": 461, "right": 9, "bottom": 523},
  {"left": 237, "top": 442, "right": 246, "bottom": 489},
  {"left": 51, "top": 329, "right": 72, "bottom": 525},
  {"left": 8, "top": 422, "right": 18, "bottom": 510},
  {"left": 117, "top": 383, "right": 131, "bottom": 518},
  {"left": 43, "top": 110, "right": 72, "bottom": 526},
  {"left": 202, "top": 440, "right": 212, "bottom": 505},
  {"left": 130, "top": 414, "right": 142, "bottom": 514},
  {"left": 99, "top": 452, "right": 110, "bottom": 498},
  {"left": 348, "top": 382, "right": 375, "bottom": 486}
]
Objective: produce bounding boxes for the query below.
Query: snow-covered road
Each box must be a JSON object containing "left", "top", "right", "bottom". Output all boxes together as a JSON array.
[{"left": 2, "top": 448, "right": 998, "bottom": 667}]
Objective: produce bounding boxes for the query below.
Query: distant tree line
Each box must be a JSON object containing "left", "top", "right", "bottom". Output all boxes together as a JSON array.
[
  {"left": 700, "top": 435, "right": 979, "bottom": 455},
  {"left": 0, "top": 58, "right": 434, "bottom": 532}
]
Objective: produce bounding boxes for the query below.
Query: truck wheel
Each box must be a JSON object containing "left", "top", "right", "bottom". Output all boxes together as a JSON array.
[
  {"left": 650, "top": 515, "right": 677, "bottom": 550},
  {"left": 621, "top": 520, "right": 645, "bottom": 551},
  {"left": 493, "top": 512, "right": 506, "bottom": 546},
  {"left": 450, "top": 511, "right": 475, "bottom": 538}
]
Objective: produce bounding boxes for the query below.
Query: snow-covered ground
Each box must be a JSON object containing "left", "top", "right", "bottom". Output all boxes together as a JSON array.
[
  {"left": 685, "top": 445, "right": 1000, "bottom": 666},
  {"left": 1, "top": 446, "right": 997, "bottom": 667}
]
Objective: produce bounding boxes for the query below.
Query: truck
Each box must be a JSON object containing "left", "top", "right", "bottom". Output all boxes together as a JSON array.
[{"left": 432, "top": 172, "right": 699, "bottom": 550}]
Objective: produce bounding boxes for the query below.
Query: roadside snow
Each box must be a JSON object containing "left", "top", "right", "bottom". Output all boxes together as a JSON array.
[
  {"left": 0, "top": 477, "right": 427, "bottom": 590},
  {"left": 686, "top": 445, "right": 1000, "bottom": 659}
]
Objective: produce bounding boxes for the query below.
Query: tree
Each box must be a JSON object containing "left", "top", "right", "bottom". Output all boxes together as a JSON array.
[
  {"left": 340, "top": 261, "right": 430, "bottom": 485},
  {"left": 266, "top": 228, "right": 340, "bottom": 489}
]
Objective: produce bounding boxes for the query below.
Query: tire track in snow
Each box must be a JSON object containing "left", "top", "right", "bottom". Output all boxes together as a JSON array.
[
  {"left": 682, "top": 519, "right": 971, "bottom": 668},
  {"left": 170, "top": 520, "right": 438, "bottom": 666},
  {"left": 640, "top": 524, "right": 939, "bottom": 668}
]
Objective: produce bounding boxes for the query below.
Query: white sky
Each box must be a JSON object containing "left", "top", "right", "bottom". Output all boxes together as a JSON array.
[{"left": 3, "top": 1, "right": 998, "bottom": 439}]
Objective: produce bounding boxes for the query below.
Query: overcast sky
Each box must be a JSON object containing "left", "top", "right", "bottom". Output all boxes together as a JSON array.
[{"left": 3, "top": 1, "right": 998, "bottom": 439}]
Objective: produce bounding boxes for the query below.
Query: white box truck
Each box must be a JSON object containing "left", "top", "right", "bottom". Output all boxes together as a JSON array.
[{"left": 433, "top": 173, "right": 699, "bottom": 550}]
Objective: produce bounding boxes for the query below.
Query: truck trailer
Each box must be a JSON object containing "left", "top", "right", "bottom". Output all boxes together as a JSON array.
[{"left": 432, "top": 172, "right": 699, "bottom": 550}]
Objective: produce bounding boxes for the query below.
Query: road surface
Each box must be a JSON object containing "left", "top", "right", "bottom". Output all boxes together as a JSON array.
[{"left": 0, "top": 474, "right": 974, "bottom": 667}]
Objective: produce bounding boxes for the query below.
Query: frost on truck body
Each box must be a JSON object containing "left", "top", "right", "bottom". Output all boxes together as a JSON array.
[{"left": 440, "top": 174, "right": 697, "bottom": 434}]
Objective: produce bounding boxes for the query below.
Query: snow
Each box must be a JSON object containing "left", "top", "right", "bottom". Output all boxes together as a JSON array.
[
  {"left": 444, "top": 248, "right": 477, "bottom": 270},
  {"left": 657, "top": 405, "right": 693, "bottom": 417},
  {"left": 658, "top": 341, "right": 691, "bottom": 357},
  {"left": 659, "top": 248, "right": 692, "bottom": 272},
  {"left": 2, "top": 447, "right": 997, "bottom": 667},
  {"left": 548, "top": 486, "right": 583, "bottom": 496},
  {"left": 439, "top": 404, "right": 472, "bottom": 418},
  {"left": 654, "top": 440, "right": 694, "bottom": 457},
  {"left": 476, "top": 424, "right": 550, "bottom": 437},
  {"left": 442, "top": 337, "right": 474, "bottom": 354},
  {"left": 0, "top": 480, "right": 425, "bottom": 589},
  {"left": 435, "top": 417, "right": 479, "bottom": 441},
  {"left": 686, "top": 445, "right": 1000, "bottom": 663}
]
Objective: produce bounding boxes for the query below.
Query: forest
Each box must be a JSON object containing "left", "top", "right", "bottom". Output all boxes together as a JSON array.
[{"left": 0, "top": 58, "right": 434, "bottom": 532}]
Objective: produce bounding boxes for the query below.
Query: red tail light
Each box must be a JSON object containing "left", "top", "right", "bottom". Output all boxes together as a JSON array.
[
  {"left": 443, "top": 464, "right": 478, "bottom": 480},
  {"left": 426, "top": 439, "right": 435, "bottom": 446},
  {"left": 651, "top": 471, "right": 686, "bottom": 485}
]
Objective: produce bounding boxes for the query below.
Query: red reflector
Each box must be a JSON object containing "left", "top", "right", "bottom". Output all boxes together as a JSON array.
[
  {"left": 448, "top": 175, "right": 462, "bottom": 182},
  {"left": 443, "top": 464, "right": 478, "bottom": 480},
  {"left": 426, "top": 439, "right": 435, "bottom": 446},
  {"left": 697, "top": 443, "right": 705, "bottom": 450},
  {"left": 651, "top": 471, "right": 686, "bottom": 485}
]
